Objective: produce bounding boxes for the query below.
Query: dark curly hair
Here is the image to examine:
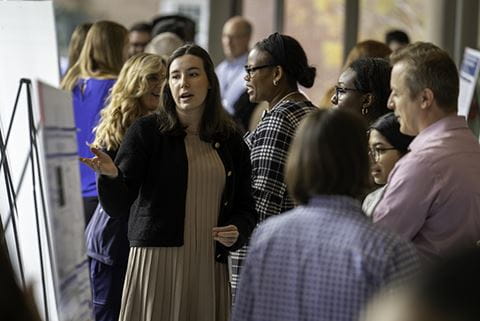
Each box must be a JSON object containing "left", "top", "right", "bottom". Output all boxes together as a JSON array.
[
  {"left": 349, "top": 57, "right": 392, "bottom": 123},
  {"left": 369, "top": 112, "right": 415, "bottom": 154},
  {"left": 255, "top": 32, "right": 316, "bottom": 88}
]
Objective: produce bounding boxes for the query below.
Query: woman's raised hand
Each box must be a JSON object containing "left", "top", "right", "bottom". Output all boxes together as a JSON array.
[{"left": 79, "top": 147, "right": 118, "bottom": 178}]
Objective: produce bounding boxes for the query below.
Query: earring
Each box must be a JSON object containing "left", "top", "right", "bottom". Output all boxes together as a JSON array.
[
  {"left": 273, "top": 80, "right": 278, "bottom": 86},
  {"left": 361, "top": 106, "right": 369, "bottom": 115}
]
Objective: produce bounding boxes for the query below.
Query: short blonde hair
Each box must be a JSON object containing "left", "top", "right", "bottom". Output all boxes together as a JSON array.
[
  {"left": 93, "top": 53, "right": 166, "bottom": 151},
  {"left": 61, "top": 21, "right": 128, "bottom": 91},
  {"left": 390, "top": 42, "right": 459, "bottom": 112},
  {"left": 145, "top": 32, "right": 185, "bottom": 60}
]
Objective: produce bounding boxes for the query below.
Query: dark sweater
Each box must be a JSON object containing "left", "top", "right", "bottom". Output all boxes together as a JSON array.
[{"left": 98, "top": 114, "right": 257, "bottom": 263}]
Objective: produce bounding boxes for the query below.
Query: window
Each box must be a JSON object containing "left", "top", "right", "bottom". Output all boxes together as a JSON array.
[
  {"left": 284, "top": 0, "right": 345, "bottom": 105},
  {"left": 243, "top": 0, "right": 277, "bottom": 44},
  {"left": 359, "top": 0, "right": 427, "bottom": 45}
]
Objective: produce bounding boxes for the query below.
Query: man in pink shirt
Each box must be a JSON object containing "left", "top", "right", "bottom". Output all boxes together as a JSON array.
[{"left": 373, "top": 42, "right": 480, "bottom": 261}]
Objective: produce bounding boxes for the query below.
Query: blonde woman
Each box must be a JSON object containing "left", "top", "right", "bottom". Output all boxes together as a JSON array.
[
  {"left": 61, "top": 20, "right": 128, "bottom": 225},
  {"left": 62, "top": 22, "right": 92, "bottom": 76},
  {"left": 85, "top": 53, "right": 166, "bottom": 321}
]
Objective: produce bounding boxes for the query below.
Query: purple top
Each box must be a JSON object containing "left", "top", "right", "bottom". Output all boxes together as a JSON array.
[
  {"left": 72, "top": 78, "right": 116, "bottom": 197},
  {"left": 373, "top": 115, "right": 480, "bottom": 260},
  {"left": 232, "top": 195, "right": 419, "bottom": 321}
]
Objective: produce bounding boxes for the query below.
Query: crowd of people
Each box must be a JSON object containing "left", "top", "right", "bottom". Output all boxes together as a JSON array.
[{"left": 3, "top": 12, "right": 480, "bottom": 321}]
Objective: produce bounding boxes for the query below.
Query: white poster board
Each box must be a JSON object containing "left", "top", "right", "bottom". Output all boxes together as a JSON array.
[
  {"left": 38, "top": 81, "right": 93, "bottom": 321},
  {"left": 160, "top": 0, "right": 209, "bottom": 48},
  {"left": 0, "top": 2, "right": 90, "bottom": 321},
  {"left": 458, "top": 47, "right": 480, "bottom": 117}
]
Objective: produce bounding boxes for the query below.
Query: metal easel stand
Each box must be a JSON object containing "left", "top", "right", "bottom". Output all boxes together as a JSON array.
[{"left": 0, "top": 78, "right": 53, "bottom": 321}]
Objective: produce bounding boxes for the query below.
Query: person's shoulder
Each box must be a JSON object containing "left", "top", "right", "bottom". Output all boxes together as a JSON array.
[
  {"left": 390, "top": 150, "right": 432, "bottom": 180},
  {"left": 223, "top": 127, "right": 243, "bottom": 143},
  {"left": 361, "top": 218, "right": 417, "bottom": 258},
  {"left": 222, "top": 128, "right": 249, "bottom": 152},
  {"left": 215, "top": 60, "right": 228, "bottom": 73},
  {"left": 128, "top": 114, "right": 161, "bottom": 137},
  {"left": 89, "top": 77, "right": 116, "bottom": 85},
  {"left": 133, "top": 113, "right": 159, "bottom": 126},
  {"left": 268, "top": 100, "right": 317, "bottom": 127},
  {"left": 272, "top": 99, "right": 317, "bottom": 115},
  {"left": 254, "top": 208, "right": 303, "bottom": 239},
  {"left": 86, "top": 77, "right": 116, "bottom": 93}
]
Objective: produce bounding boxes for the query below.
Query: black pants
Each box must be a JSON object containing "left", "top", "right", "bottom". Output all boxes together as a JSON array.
[
  {"left": 83, "top": 196, "right": 99, "bottom": 227},
  {"left": 89, "top": 258, "right": 127, "bottom": 321}
]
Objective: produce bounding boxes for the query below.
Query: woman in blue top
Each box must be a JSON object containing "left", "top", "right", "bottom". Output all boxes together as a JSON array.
[{"left": 61, "top": 20, "right": 128, "bottom": 225}]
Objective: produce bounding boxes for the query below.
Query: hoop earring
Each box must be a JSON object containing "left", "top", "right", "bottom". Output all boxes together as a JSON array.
[
  {"left": 273, "top": 80, "right": 278, "bottom": 86},
  {"left": 361, "top": 106, "right": 369, "bottom": 115}
]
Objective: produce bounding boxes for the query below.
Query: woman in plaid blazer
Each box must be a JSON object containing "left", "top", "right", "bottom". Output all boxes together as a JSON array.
[{"left": 230, "top": 32, "right": 318, "bottom": 297}]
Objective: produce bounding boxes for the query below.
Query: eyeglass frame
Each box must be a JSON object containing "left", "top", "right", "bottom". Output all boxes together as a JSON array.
[
  {"left": 146, "top": 74, "right": 163, "bottom": 83},
  {"left": 334, "top": 85, "right": 367, "bottom": 98},
  {"left": 244, "top": 64, "right": 276, "bottom": 78},
  {"left": 368, "top": 147, "right": 397, "bottom": 162}
]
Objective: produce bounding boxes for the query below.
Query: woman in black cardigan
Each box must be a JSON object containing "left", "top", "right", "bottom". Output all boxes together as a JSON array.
[{"left": 81, "top": 44, "right": 257, "bottom": 321}]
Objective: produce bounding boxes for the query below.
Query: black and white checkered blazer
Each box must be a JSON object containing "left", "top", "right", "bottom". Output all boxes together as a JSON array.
[{"left": 230, "top": 99, "right": 317, "bottom": 298}]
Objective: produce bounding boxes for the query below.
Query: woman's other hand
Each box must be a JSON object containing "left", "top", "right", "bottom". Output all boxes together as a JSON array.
[
  {"left": 212, "top": 225, "right": 239, "bottom": 247},
  {"left": 79, "top": 147, "right": 118, "bottom": 178}
]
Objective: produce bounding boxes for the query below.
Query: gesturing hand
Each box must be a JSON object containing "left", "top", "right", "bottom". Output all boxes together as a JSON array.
[
  {"left": 212, "top": 225, "right": 239, "bottom": 247},
  {"left": 79, "top": 147, "right": 118, "bottom": 178}
]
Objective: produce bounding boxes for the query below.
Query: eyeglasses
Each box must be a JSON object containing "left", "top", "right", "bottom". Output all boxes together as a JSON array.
[
  {"left": 146, "top": 74, "right": 163, "bottom": 83},
  {"left": 244, "top": 64, "right": 275, "bottom": 78},
  {"left": 368, "top": 147, "right": 397, "bottom": 162},
  {"left": 334, "top": 85, "right": 365, "bottom": 98}
]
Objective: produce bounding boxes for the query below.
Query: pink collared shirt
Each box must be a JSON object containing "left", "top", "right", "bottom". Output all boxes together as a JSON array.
[{"left": 373, "top": 115, "right": 480, "bottom": 260}]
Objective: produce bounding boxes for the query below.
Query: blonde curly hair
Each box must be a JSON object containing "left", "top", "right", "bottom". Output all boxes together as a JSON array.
[{"left": 93, "top": 53, "right": 166, "bottom": 151}]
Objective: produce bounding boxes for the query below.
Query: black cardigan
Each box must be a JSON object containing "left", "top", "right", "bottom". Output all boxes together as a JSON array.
[{"left": 97, "top": 114, "right": 257, "bottom": 263}]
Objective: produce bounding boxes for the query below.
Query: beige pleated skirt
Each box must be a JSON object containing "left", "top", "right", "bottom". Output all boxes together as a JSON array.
[{"left": 118, "top": 133, "right": 230, "bottom": 321}]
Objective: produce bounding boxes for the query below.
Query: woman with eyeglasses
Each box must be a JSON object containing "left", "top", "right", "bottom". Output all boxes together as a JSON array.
[
  {"left": 331, "top": 57, "right": 391, "bottom": 124},
  {"left": 229, "top": 32, "right": 317, "bottom": 297},
  {"left": 318, "top": 40, "right": 391, "bottom": 107},
  {"left": 363, "top": 112, "right": 414, "bottom": 216}
]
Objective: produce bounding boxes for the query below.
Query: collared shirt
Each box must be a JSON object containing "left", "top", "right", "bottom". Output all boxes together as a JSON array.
[
  {"left": 216, "top": 53, "right": 248, "bottom": 115},
  {"left": 231, "top": 195, "right": 419, "bottom": 321},
  {"left": 373, "top": 115, "right": 480, "bottom": 260}
]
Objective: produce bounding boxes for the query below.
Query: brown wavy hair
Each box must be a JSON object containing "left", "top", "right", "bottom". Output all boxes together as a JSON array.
[{"left": 158, "top": 44, "right": 237, "bottom": 141}]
